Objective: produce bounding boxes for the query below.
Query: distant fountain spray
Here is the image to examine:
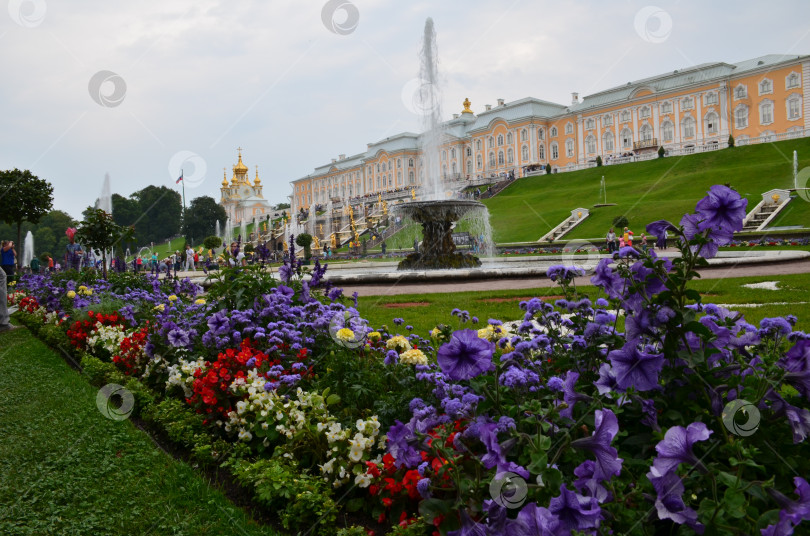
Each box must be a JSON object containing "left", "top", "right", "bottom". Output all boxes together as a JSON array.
[{"left": 22, "top": 231, "right": 34, "bottom": 268}]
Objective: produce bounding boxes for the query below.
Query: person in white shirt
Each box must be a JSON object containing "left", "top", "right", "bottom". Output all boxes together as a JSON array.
[{"left": 185, "top": 246, "right": 195, "bottom": 271}]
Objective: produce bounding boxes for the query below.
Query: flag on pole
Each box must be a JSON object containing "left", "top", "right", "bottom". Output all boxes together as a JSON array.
[{"left": 176, "top": 170, "right": 184, "bottom": 184}]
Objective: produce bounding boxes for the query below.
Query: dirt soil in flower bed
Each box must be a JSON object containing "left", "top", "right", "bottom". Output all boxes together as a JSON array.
[
  {"left": 478, "top": 295, "right": 564, "bottom": 303},
  {"left": 382, "top": 301, "right": 431, "bottom": 308}
]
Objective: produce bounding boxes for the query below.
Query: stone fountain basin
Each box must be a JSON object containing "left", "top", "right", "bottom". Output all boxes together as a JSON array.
[{"left": 391, "top": 199, "right": 487, "bottom": 222}]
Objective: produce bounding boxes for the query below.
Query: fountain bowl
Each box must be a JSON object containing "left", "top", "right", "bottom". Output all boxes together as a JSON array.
[{"left": 391, "top": 200, "right": 486, "bottom": 270}]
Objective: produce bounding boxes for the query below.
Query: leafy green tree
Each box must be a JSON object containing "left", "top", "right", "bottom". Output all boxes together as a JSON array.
[
  {"left": 112, "top": 193, "right": 140, "bottom": 227},
  {"left": 295, "top": 233, "right": 313, "bottom": 260},
  {"left": 275, "top": 202, "right": 290, "bottom": 210},
  {"left": 728, "top": 134, "right": 735, "bottom": 148},
  {"left": 657, "top": 146, "right": 665, "bottom": 158},
  {"left": 131, "top": 185, "right": 182, "bottom": 244},
  {"left": 545, "top": 163, "right": 552, "bottom": 175},
  {"left": 595, "top": 155, "right": 602, "bottom": 167},
  {"left": 0, "top": 168, "right": 54, "bottom": 266},
  {"left": 183, "top": 196, "right": 227, "bottom": 245},
  {"left": 613, "top": 215, "right": 629, "bottom": 229},
  {"left": 203, "top": 236, "right": 222, "bottom": 250},
  {"left": 75, "top": 209, "right": 135, "bottom": 279}
]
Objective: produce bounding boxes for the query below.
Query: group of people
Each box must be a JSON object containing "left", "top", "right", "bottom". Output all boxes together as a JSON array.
[{"left": 606, "top": 225, "right": 667, "bottom": 253}]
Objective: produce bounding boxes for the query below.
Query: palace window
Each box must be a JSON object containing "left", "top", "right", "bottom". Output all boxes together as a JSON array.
[
  {"left": 621, "top": 128, "right": 633, "bottom": 149},
  {"left": 489, "top": 152, "right": 495, "bottom": 168},
  {"left": 498, "top": 151, "right": 505, "bottom": 165},
  {"left": 734, "top": 85, "right": 747, "bottom": 99},
  {"left": 735, "top": 105, "right": 748, "bottom": 129},
  {"left": 565, "top": 123, "right": 573, "bottom": 135},
  {"left": 759, "top": 79, "right": 773, "bottom": 95},
  {"left": 476, "top": 139, "right": 482, "bottom": 150},
  {"left": 551, "top": 143, "right": 558, "bottom": 160},
  {"left": 603, "top": 114, "right": 613, "bottom": 126},
  {"left": 620, "top": 110, "right": 630, "bottom": 122},
  {"left": 507, "top": 132, "right": 513, "bottom": 144},
  {"left": 538, "top": 128, "right": 545, "bottom": 140},
  {"left": 640, "top": 123, "right": 653, "bottom": 141},
  {"left": 788, "top": 95, "right": 802, "bottom": 120},
  {"left": 566, "top": 139, "right": 574, "bottom": 157},
  {"left": 397, "top": 171, "right": 402, "bottom": 184},
  {"left": 787, "top": 72, "right": 800, "bottom": 89},
  {"left": 704, "top": 92, "right": 718, "bottom": 106},
  {"left": 376, "top": 163, "right": 380, "bottom": 172},
  {"left": 497, "top": 134, "right": 504, "bottom": 146},
  {"left": 661, "top": 101, "right": 672, "bottom": 114},
  {"left": 661, "top": 121, "right": 674, "bottom": 142},
  {"left": 477, "top": 154, "right": 482, "bottom": 169},
  {"left": 466, "top": 147, "right": 472, "bottom": 157},
  {"left": 452, "top": 162, "right": 457, "bottom": 174},
  {"left": 441, "top": 150, "right": 447, "bottom": 161},
  {"left": 682, "top": 97, "right": 693, "bottom": 110},
  {"left": 760, "top": 100, "right": 774, "bottom": 124},
  {"left": 550, "top": 126, "right": 557, "bottom": 137},
  {"left": 409, "top": 171, "right": 414, "bottom": 184},
  {"left": 451, "top": 147, "right": 456, "bottom": 159},
  {"left": 409, "top": 158, "right": 414, "bottom": 167},
  {"left": 705, "top": 112, "right": 718, "bottom": 135},
  {"left": 585, "top": 135, "right": 596, "bottom": 154},
  {"left": 466, "top": 159, "right": 471, "bottom": 172},
  {"left": 397, "top": 159, "right": 401, "bottom": 168},
  {"left": 507, "top": 148, "right": 513, "bottom": 164},
  {"left": 586, "top": 118, "right": 595, "bottom": 130},
  {"left": 682, "top": 116, "right": 695, "bottom": 138},
  {"left": 488, "top": 136, "right": 494, "bottom": 148},
  {"left": 522, "top": 145, "right": 529, "bottom": 161},
  {"left": 538, "top": 144, "right": 545, "bottom": 160},
  {"left": 521, "top": 129, "right": 528, "bottom": 141},
  {"left": 602, "top": 131, "right": 614, "bottom": 152},
  {"left": 442, "top": 165, "right": 447, "bottom": 178},
  {"left": 640, "top": 106, "right": 650, "bottom": 119}
]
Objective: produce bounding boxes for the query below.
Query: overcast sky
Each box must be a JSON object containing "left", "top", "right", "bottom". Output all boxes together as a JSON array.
[{"left": 2, "top": 0, "right": 809, "bottom": 219}]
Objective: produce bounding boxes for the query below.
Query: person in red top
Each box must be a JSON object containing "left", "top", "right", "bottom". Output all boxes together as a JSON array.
[{"left": 136, "top": 256, "right": 143, "bottom": 272}]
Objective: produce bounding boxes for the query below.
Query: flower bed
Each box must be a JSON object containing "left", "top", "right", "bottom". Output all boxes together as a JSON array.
[{"left": 10, "top": 186, "right": 810, "bottom": 536}]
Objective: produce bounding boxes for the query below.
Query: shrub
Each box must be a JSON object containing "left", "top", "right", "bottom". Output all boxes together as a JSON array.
[
  {"left": 658, "top": 145, "right": 665, "bottom": 158},
  {"left": 729, "top": 134, "right": 735, "bottom": 147},
  {"left": 39, "top": 252, "right": 51, "bottom": 263},
  {"left": 595, "top": 155, "right": 602, "bottom": 167},
  {"left": 203, "top": 235, "right": 222, "bottom": 250},
  {"left": 612, "top": 215, "right": 629, "bottom": 229},
  {"left": 545, "top": 163, "right": 552, "bottom": 174},
  {"left": 295, "top": 233, "right": 313, "bottom": 260}
]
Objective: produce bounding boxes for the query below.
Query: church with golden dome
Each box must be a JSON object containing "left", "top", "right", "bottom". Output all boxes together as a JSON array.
[{"left": 219, "top": 148, "right": 273, "bottom": 224}]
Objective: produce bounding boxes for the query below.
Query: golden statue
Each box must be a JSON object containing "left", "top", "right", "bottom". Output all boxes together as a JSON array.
[
  {"left": 462, "top": 98, "right": 473, "bottom": 114},
  {"left": 312, "top": 235, "right": 321, "bottom": 250},
  {"left": 283, "top": 240, "right": 288, "bottom": 251},
  {"left": 378, "top": 193, "right": 382, "bottom": 204},
  {"left": 382, "top": 200, "right": 388, "bottom": 215},
  {"left": 319, "top": 223, "right": 323, "bottom": 234},
  {"left": 331, "top": 233, "right": 337, "bottom": 248},
  {"left": 411, "top": 188, "right": 416, "bottom": 200}
]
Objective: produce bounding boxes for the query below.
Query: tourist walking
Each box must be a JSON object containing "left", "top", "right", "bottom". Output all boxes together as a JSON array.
[
  {"left": 1, "top": 240, "right": 16, "bottom": 276},
  {"left": 0, "top": 266, "right": 18, "bottom": 332},
  {"left": 623, "top": 227, "right": 634, "bottom": 247},
  {"left": 605, "top": 228, "right": 617, "bottom": 253},
  {"left": 656, "top": 230, "right": 668, "bottom": 250},
  {"left": 640, "top": 233, "right": 648, "bottom": 253},
  {"left": 64, "top": 228, "right": 83, "bottom": 271},
  {"left": 185, "top": 245, "right": 196, "bottom": 271}
]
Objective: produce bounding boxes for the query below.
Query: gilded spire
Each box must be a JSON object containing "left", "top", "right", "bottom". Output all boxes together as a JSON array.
[
  {"left": 221, "top": 167, "right": 228, "bottom": 187},
  {"left": 254, "top": 165, "right": 261, "bottom": 185}
]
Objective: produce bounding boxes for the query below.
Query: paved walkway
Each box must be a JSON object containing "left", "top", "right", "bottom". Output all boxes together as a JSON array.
[{"left": 340, "top": 259, "right": 810, "bottom": 297}]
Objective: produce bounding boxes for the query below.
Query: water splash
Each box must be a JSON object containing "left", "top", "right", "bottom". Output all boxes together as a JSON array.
[
  {"left": 416, "top": 18, "right": 447, "bottom": 201},
  {"left": 22, "top": 231, "right": 34, "bottom": 267}
]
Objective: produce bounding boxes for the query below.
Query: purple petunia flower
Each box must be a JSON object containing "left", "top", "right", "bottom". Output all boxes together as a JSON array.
[
  {"left": 695, "top": 184, "right": 748, "bottom": 235},
  {"left": 570, "top": 409, "right": 623, "bottom": 482},
  {"left": 778, "top": 340, "right": 810, "bottom": 400},
  {"left": 608, "top": 342, "right": 665, "bottom": 392},
  {"left": 680, "top": 213, "right": 702, "bottom": 241},
  {"left": 762, "top": 477, "right": 810, "bottom": 536},
  {"left": 416, "top": 477, "right": 431, "bottom": 499},
  {"left": 646, "top": 219, "right": 678, "bottom": 240},
  {"left": 514, "top": 502, "right": 558, "bottom": 536},
  {"left": 167, "top": 328, "right": 190, "bottom": 347},
  {"left": 650, "top": 422, "right": 713, "bottom": 478},
  {"left": 646, "top": 469, "right": 704, "bottom": 534},
  {"left": 447, "top": 511, "right": 488, "bottom": 536},
  {"left": 548, "top": 484, "right": 602, "bottom": 533},
  {"left": 207, "top": 311, "right": 230, "bottom": 336},
  {"left": 386, "top": 420, "right": 422, "bottom": 469},
  {"left": 437, "top": 329, "right": 495, "bottom": 381}
]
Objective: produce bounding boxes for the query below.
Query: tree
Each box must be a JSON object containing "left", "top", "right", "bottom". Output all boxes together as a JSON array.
[
  {"left": 545, "top": 164, "right": 552, "bottom": 175},
  {"left": 657, "top": 146, "right": 665, "bottom": 158},
  {"left": 595, "top": 155, "right": 602, "bottom": 167},
  {"left": 295, "top": 233, "right": 313, "bottom": 260},
  {"left": 275, "top": 202, "right": 290, "bottom": 210},
  {"left": 203, "top": 236, "right": 222, "bottom": 250},
  {"left": 75, "top": 208, "right": 134, "bottom": 279},
  {"left": 0, "top": 169, "right": 54, "bottom": 266},
  {"left": 613, "top": 215, "right": 629, "bottom": 229},
  {"left": 182, "top": 196, "right": 227, "bottom": 245},
  {"left": 131, "top": 185, "right": 182, "bottom": 244},
  {"left": 728, "top": 134, "right": 735, "bottom": 148},
  {"left": 112, "top": 193, "right": 140, "bottom": 227}
]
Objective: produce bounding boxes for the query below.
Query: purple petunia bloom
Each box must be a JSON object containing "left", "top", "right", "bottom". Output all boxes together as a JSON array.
[
  {"left": 680, "top": 213, "right": 702, "bottom": 241},
  {"left": 447, "top": 511, "right": 487, "bottom": 536},
  {"left": 573, "top": 461, "right": 611, "bottom": 504},
  {"left": 778, "top": 340, "right": 810, "bottom": 400},
  {"left": 646, "top": 469, "right": 704, "bottom": 534},
  {"left": 548, "top": 484, "right": 602, "bottom": 533},
  {"left": 650, "top": 422, "right": 713, "bottom": 478},
  {"left": 608, "top": 342, "right": 665, "bottom": 392},
  {"left": 386, "top": 420, "right": 422, "bottom": 469},
  {"left": 437, "top": 329, "right": 495, "bottom": 381},
  {"left": 646, "top": 219, "right": 678, "bottom": 240},
  {"left": 591, "top": 258, "right": 624, "bottom": 300},
  {"left": 570, "top": 409, "right": 623, "bottom": 482},
  {"left": 514, "top": 502, "right": 558, "bottom": 536},
  {"left": 416, "top": 477, "right": 431, "bottom": 499},
  {"left": 167, "top": 328, "right": 190, "bottom": 347},
  {"left": 207, "top": 311, "right": 230, "bottom": 336},
  {"left": 547, "top": 264, "right": 585, "bottom": 282},
  {"left": 695, "top": 184, "right": 748, "bottom": 235},
  {"left": 762, "top": 477, "right": 810, "bottom": 536}
]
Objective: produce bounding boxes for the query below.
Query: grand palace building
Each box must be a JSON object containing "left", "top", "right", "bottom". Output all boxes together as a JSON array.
[{"left": 290, "top": 54, "right": 810, "bottom": 213}]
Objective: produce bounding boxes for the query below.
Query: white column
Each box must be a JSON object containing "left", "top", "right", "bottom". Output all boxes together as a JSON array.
[
  {"left": 596, "top": 116, "right": 602, "bottom": 155},
  {"left": 530, "top": 124, "right": 537, "bottom": 162},
  {"left": 802, "top": 61, "right": 810, "bottom": 131},
  {"left": 719, "top": 82, "right": 729, "bottom": 138},
  {"left": 696, "top": 94, "right": 703, "bottom": 141},
  {"left": 577, "top": 117, "right": 584, "bottom": 163}
]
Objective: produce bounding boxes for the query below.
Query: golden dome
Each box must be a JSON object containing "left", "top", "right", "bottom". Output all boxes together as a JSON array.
[
  {"left": 221, "top": 168, "right": 228, "bottom": 187},
  {"left": 234, "top": 147, "right": 248, "bottom": 173},
  {"left": 254, "top": 166, "right": 261, "bottom": 185}
]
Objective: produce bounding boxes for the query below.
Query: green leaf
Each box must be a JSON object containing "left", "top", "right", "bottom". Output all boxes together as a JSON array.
[
  {"left": 723, "top": 488, "right": 746, "bottom": 519},
  {"left": 418, "top": 498, "right": 451, "bottom": 523},
  {"left": 326, "top": 394, "right": 341, "bottom": 406}
]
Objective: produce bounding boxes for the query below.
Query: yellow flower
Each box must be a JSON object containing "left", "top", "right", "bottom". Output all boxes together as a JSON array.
[
  {"left": 400, "top": 349, "right": 428, "bottom": 366},
  {"left": 8, "top": 281, "right": 15, "bottom": 287},
  {"left": 84, "top": 288, "right": 93, "bottom": 295},
  {"left": 335, "top": 328, "right": 355, "bottom": 341},
  {"left": 477, "top": 325, "right": 495, "bottom": 340},
  {"left": 66, "top": 290, "right": 76, "bottom": 299},
  {"left": 368, "top": 331, "right": 381, "bottom": 342},
  {"left": 430, "top": 327, "right": 441, "bottom": 338},
  {"left": 77, "top": 285, "right": 87, "bottom": 292},
  {"left": 194, "top": 298, "right": 206, "bottom": 305},
  {"left": 386, "top": 335, "right": 411, "bottom": 352},
  {"left": 168, "top": 294, "right": 178, "bottom": 301},
  {"left": 153, "top": 304, "right": 165, "bottom": 312}
]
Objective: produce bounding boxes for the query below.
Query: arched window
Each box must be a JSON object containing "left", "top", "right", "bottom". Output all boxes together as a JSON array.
[
  {"left": 397, "top": 171, "right": 402, "bottom": 183},
  {"left": 734, "top": 85, "right": 747, "bottom": 99},
  {"left": 603, "top": 114, "right": 613, "bottom": 126},
  {"left": 565, "top": 139, "right": 574, "bottom": 157},
  {"left": 409, "top": 158, "right": 414, "bottom": 167},
  {"left": 476, "top": 139, "right": 482, "bottom": 150},
  {"left": 705, "top": 112, "right": 719, "bottom": 135},
  {"left": 759, "top": 79, "right": 773, "bottom": 95},
  {"left": 498, "top": 151, "right": 505, "bottom": 165},
  {"left": 682, "top": 116, "right": 695, "bottom": 138},
  {"left": 586, "top": 118, "right": 595, "bottom": 130},
  {"left": 640, "top": 106, "right": 650, "bottom": 119},
  {"left": 551, "top": 142, "right": 559, "bottom": 160},
  {"left": 409, "top": 171, "right": 414, "bottom": 184},
  {"left": 787, "top": 95, "right": 802, "bottom": 120},
  {"left": 506, "top": 132, "right": 513, "bottom": 144},
  {"left": 565, "top": 123, "right": 573, "bottom": 135},
  {"left": 507, "top": 148, "right": 513, "bottom": 164},
  {"left": 759, "top": 100, "right": 773, "bottom": 124},
  {"left": 585, "top": 135, "right": 596, "bottom": 154},
  {"left": 497, "top": 134, "right": 504, "bottom": 146},
  {"left": 735, "top": 105, "right": 748, "bottom": 129},
  {"left": 451, "top": 162, "right": 457, "bottom": 174},
  {"left": 466, "top": 147, "right": 472, "bottom": 157},
  {"left": 538, "top": 128, "right": 545, "bottom": 140},
  {"left": 441, "top": 150, "right": 447, "bottom": 161},
  {"left": 521, "top": 145, "right": 529, "bottom": 161},
  {"left": 661, "top": 101, "right": 672, "bottom": 114},
  {"left": 538, "top": 144, "right": 545, "bottom": 160},
  {"left": 376, "top": 163, "right": 380, "bottom": 172},
  {"left": 602, "top": 131, "right": 614, "bottom": 152},
  {"left": 451, "top": 147, "right": 456, "bottom": 159},
  {"left": 442, "top": 165, "right": 447, "bottom": 177},
  {"left": 640, "top": 123, "right": 653, "bottom": 141},
  {"left": 467, "top": 159, "right": 472, "bottom": 172},
  {"left": 521, "top": 129, "right": 528, "bottom": 141},
  {"left": 488, "top": 152, "right": 495, "bottom": 168},
  {"left": 621, "top": 128, "right": 633, "bottom": 148},
  {"left": 477, "top": 154, "right": 482, "bottom": 169},
  {"left": 620, "top": 110, "right": 631, "bottom": 122},
  {"left": 488, "top": 137, "right": 494, "bottom": 148},
  {"left": 661, "top": 121, "right": 674, "bottom": 142},
  {"left": 550, "top": 126, "right": 557, "bottom": 137},
  {"left": 787, "top": 72, "right": 800, "bottom": 89}
]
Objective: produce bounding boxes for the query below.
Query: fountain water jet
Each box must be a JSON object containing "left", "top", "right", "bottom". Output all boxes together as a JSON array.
[{"left": 22, "top": 231, "right": 34, "bottom": 268}]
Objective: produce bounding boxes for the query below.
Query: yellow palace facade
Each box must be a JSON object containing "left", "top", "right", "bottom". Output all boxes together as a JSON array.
[{"left": 290, "top": 54, "right": 809, "bottom": 212}]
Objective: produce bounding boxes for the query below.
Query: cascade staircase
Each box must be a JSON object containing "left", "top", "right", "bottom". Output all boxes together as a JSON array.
[
  {"left": 538, "top": 208, "right": 590, "bottom": 242},
  {"left": 740, "top": 189, "right": 792, "bottom": 232}
]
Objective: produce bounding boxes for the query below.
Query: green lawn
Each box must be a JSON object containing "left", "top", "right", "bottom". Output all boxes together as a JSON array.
[
  {"left": 0, "top": 328, "right": 274, "bottom": 536},
  {"left": 357, "top": 272, "right": 810, "bottom": 337},
  {"left": 483, "top": 138, "right": 810, "bottom": 243}
]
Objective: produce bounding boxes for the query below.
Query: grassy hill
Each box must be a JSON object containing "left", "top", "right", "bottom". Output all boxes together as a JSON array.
[{"left": 483, "top": 138, "right": 810, "bottom": 243}]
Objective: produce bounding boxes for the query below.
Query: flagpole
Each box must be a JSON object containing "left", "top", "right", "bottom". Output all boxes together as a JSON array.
[{"left": 181, "top": 169, "right": 186, "bottom": 216}]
